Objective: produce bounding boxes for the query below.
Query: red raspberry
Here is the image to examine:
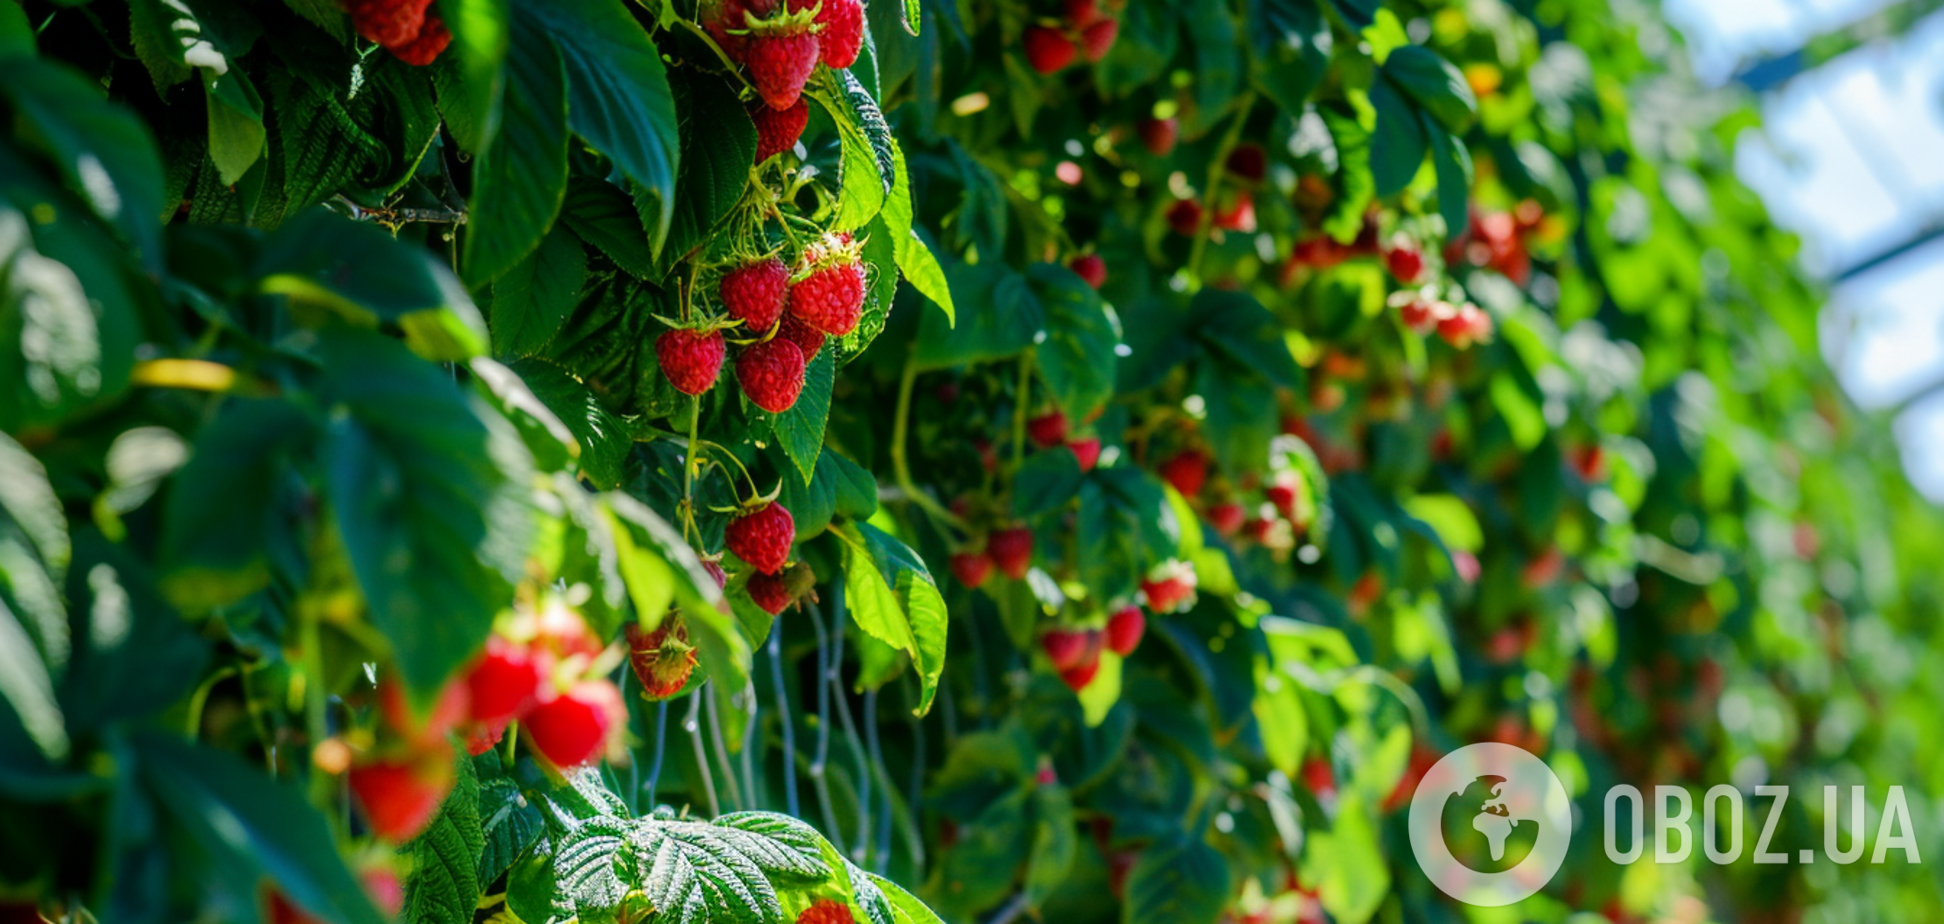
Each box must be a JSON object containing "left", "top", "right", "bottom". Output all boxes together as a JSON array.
[
  {"left": 389, "top": 15, "right": 450, "bottom": 65},
  {"left": 1137, "top": 117, "right": 1178, "bottom": 156},
  {"left": 987, "top": 527, "right": 1034, "bottom": 580},
  {"left": 1027, "top": 409, "right": 1069, "bottom": 447},
  {"left": 751, "top": 98, "right": 809, "bottom": 163},
  {"left": 1208, "top": 502, "right": 1245, "bottom": 536},
  {"left": 1069, "top": 254, "right": 1107, "bottom": 289},
  {"left": 747, "top": 571, "right": 794, "bottom": 614},
  {"left": 378, "top": 676, "right": 469, "bottom": 748},
  {"left": 1384, "top": 241, "right": 1425, "bottom": 283},
  {"left": 721, "top": 258, "right": 792, "bottom": 332},
  {"left": 949, "top": 551, "right": 993, "bottom": 589},
  {"left": 797, "top": 900, "right": 856, "bottom": 924},
  {"left": 726, "top": 502, "right": 796, "bottom": 574},
  {"left": 1068, "top": 437, "right": 1101, "bottom": 472},
  {"left": 736, "top": 337, "right": 807, "bottom": 413},
  {"left": 349, "top": 752, "right": 455, "bottom": 843},
  {"left": 1140, "top": 559, "right": 1197, "bottom": 613},
  {"left": 791, "top": 260, "right": 867, "bottom": 336},
  {"left": 1225, "top": 144, "right": 1267, "bottom": 183},
  {"left": 656, "top": 328, "right": 727, "bottom": 396},
  {"left": 746, "top": 31, "right": 822, "bottom": 111},
  {"left": 814, "top": 0, "right": 864, "bottom": 68},
  {"left": 1104, "top": 605, "right": 1145, "bottom": 656},
  {"left": 1213, "top": 189, "right": 1255, "bottom": 232},
  {"left": 1041, "top": 627, "right": 1100, "bottom": 670},
  {"left": 1080, "top": 18, "right": 1118, "bottom": 62},
  {"left": 1398, "top": 297, "right": 1443, "bottom": 334},
  {"left": 1302, "top": 756, "right": 1335, "bottom": 799},
  {"left": 1059, "top": 650, "right": 1101, "bottom": 691},
  {"left": 533, "top": 600, "right": 603, "bottom": 660},
  {"left": 1158, "top": 450, "right": 1208, "bottom": 498},
  {"left": 464, "top": 635, "right": 543, "bottom": 725},
  {"left": 1266, "top": 473, "right": 1302, "bottom": 519},
  {"left": 1167, "top": 198, "right": 1203, "bottom": 236},
  {"left": 776, "top": 313, "right": 827, "bottom": 360},
  {"left": 343, "top": 0, "right": 432, "bottom": 49},
  {"left": 1436, "top": 303, "right": 1492, "bottom": 348},
  {"left": 462, "top": 718, "right": 510, "bottom": 756},
  {"left": 627, "top": 617, "right": 699, "bottom": 699},
  {"left": 1064, "top": 0, "right": 1103, "bottom": 27},
  {"left": 1024, "top": 26, "right": 1075, "bottom": 74},
  {"left": 523, "top": 680, "right": 624, "bottom": 769}
]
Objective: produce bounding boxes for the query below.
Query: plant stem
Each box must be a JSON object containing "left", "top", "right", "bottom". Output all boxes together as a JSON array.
[
  {"left": 1012, "top": 352, "right": 1031, "bottom": 479},
  {"left": 1187, "top": 92, "right": 1257, "bottom": 284},
  {"left": 183, "top": 665, "right": 237, "bottom": 739},
  {"left": 739, "top": 680, "right": 759, "bottom": 809},
  {"left": 826, "top": 589, "right": 871, "bottom": 863},
  {"left": 806, "top": 603, "right": 842, "bottom": 840},
  {"left": 769, "top": 629, "right": 801, "bottom": 817},
  {"left": 685, "top": 690, "right": 721, "bottom": 817},
  {"left": 645, "top": 700, "right": 669, "bottom": 808},
  {"left": 891, "top": 350, "right": 969, "bottom": 534},
  {"left": 864, "top": 686, "right": 893, "bottom": 873},
  {"left": 298, "top": 607, "right": 333, "bottom": 823},
  {"left": 704, "top": 683, "right": 745, "bottom": 811},
  {"left": 683, "top": 397, "right": 702, "bottom": 541}
]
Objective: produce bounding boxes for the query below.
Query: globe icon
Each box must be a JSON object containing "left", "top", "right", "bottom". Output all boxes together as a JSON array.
[{"left": 1437, "top": 774, "right": 1541, "bottom": 873}]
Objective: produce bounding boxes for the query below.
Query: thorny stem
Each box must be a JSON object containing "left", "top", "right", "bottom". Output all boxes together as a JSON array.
[
  {"left": 1186, "top": 92, "right": 1258, "bottom": 284},
  {"left": 891, "top": 351, "right": 969, "bottom": 534},
  {"left": 769, "top": 629, "right": 802, "bottom": 817},
  {"left": 806, "top": 604, "right": 842, "bottom": 840},
  {"left": 705, "top": 683, "right": 745, "bottom": 811},
  {"left": 827, "top": 589, "right": 872, "bottom": 862},
  {"left": 645, "top": 700, "right": 670, "bottom": 807},
  {"left": 684, "top": 690, "right": 721, "bottom": 817}
]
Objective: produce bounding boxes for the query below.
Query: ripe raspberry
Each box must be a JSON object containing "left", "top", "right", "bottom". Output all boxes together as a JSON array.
[
  {"left": 1137, "top": 117, "right": 1178, "bottom": 156},
  {"left": 750, "top": 99, "right": 809, "bottom": 163},
  {"left": 627, "top": 617, "right": 699, "bottom": 699},
  {"left": 1436, "top": 303, "right": 1492, "bottom": 348},
  {"left": 814, "top": 0, "right": 864, "bottom": 68},
  {"left": 1080, "top": 18, "right": 1118, "bottom": 62},
  {"left": 1059, "top": 654, "right": 1101, "bottom": 691},
  {"left": 1384, "top": 241, "right": 1425, "bottom": 283},
  {"left": 1041, "top": 628, "right": 1098, "bottom": 670},
  {"left": 1024, "top": 26, "right": 1076, "bottom": 74},
  {"left": 1068, "top": 437, "right": 1101, "bottom": 472},
  {"left": 656, "top": 328, "right": 727, "bottom": 396},
  {"left": 1064, "top": 0, "right": 1103, "bottom": 27},
  {"left": 791, "top": 260, "right": 867, "bottom": 336},
  {"left": 524, "top": 680, "right": 624, "bottom": 769},
  {"left": 378, "top": 676, "right": 469, "bottom": 748},
  {"left": 1398, "top": 297, "right": 1443, "bottom": 334},
  {"left": 1167, "top": 199, "right": 1203, "bottom": 236},
  {"left": 988, "top": 526, "right": 1034, "bottom": 580},
  {"left": 343, "top": 0, "right": 432, "bottom": 49},
  {"left": 746, "top": 31, "right": 821, "bottom": 111},
  {"left": 736, "top": 337, "right": 807, "bottom": 413},
  {"left": 1213, "top": 189, "right": 1255, "bottom": 232},
  {"left": 1158, "top": 450, "right": 1208, "bottom": 498},
  {"left": 1104, "top": 605, "right": 1145, "bottom": 656},
  {"left": 533, "top": 599, "right": 603, "bottom": 660},
  {"left": 462, "top": 718, "right": 510, "bottom": 756},
  {"left": 1140, "top": 559, "right": 1197, "bottom": 613},
  {"left": 797, "top": 900, "right": 856, "bottom": 924},
  {"left": 1301, "top": 756, "right": 1335, "bottom": 799},
  {"left": 1208, "top": 502, "right": 1245, "bottom": 536},
  {"left": 349, "top": 752, "right": 454, "bottom": 843},
  {"left": 389, "top": 15, "right": 450, "bottom": 65},
  {"left": 1027, "top": 410, "right": 1069, "bottom": 448},
  {"left": 776, "top": 313, "right": 827, "bottom": 360},
  {"left": 1225, "top": 144, "right": 1267, "bottom": 183},
  {"left": 727, "top": 502, "right": 796, "bottom": 574},
  {"left": 1266, "top": 472, "right": 1303, "bottom": 519},
  {"left": 747, "top": 570, "right": 794, "bottom": 614},
  {"left": 1036, "top": 762, "right": 1058, "bottom": 786},
  {"left": 464, "top": 635, "right": 543, "bottom": 725},
  {"left": 1069, "top": 254, "right": 1107, "bottom": 289},
  {"left": 722, "top": 258, "right": 792, "bottom": 332},
  {"left": 949, "top": 551, "right": 993, "bottom": 589}
]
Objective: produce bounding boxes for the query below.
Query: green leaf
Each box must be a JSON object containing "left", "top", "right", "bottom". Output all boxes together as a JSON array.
[
  {"left": 491, "top": 226, "right": 586, "bottom": 358},
  {"left": 258, "top": 210, "right": 489, "bottom": 360},
  {"left": 203, "top": 68, "right": 265, "bottom": 186},
  {"left": 464, "top": 27, "right": 569, "bottom": 284},
  {"left": 1195, "top": 362, "right": 1279, "bottom": 474},
  {"left": 836, "top": 522, "right": 947, "bottom": 714},
  {"left": 1013, "top": 448, "right": 1084, "bottom": 518},
  {"left": 1403, "top": 494, "right": 1481, "bottom": 553},
  {"left": 913, "top": 261, "right": 1042, "bottom": 370},
  {"left": 839, "top": 215, "right": 900, "bottom": 361},
  {"left": 562, "top": 178, "right": 659, "bottom": 278},
  {"left": 160, "top": 398, "right": 319, "bottom": 609},
  {"left": 1426, "top": 118, "right": 1474, "bottom": 238},
  {"left": 1382, "top": 45, "right": 1477, "bottom": 133},
  {"left": 880, "top": 140, "right": 952, "bottom": 322},
  {"left": 710, "top": 812, "right": 837, "bottom": 880},
  {"left": 1178, "top": 1, "right": 1240, "bottom": 135},
  {"left": 58, "top": 531, "right": 208, "bottom": 732},
  {"left": 1193, "top": 290, "right": 1301, "bottom": 390},
  {"left": 0, "top": 2, "right": 32, "bottom": 57},
  {"left": 510, "top": 358, "right": 629, "bottom": 489},
  {"left": 1367, "top": 78, "right": 1426, "bottom": 198},
  {"left": 555, "top": 815, "right": 632, "bottom": 913},
  {"left": 660, "top": 68, "right": 756, "bottom": 270},
  {"left": 1029, "top": 263, "right": 1119, "bottom": 421},
  {"left": 772, "top": 346, "right": 836, "bottom": 484},
  {"left": 404, "top": 753, "right": 485, "bottom": 924},
  {"left": 439, "top": 0, "right": 512, "bottom": 152},
  {"left": 870, "top": 873, "right": 945, "bottom": 924},
  {"left": 316, "top": 327, "right": 534, "bottom": 703},
  {"left": 136, "top": 731, "right": 387, "bottom": 924},
  {"left": 519, "top": 0, "right": 680, "bottom": 251},
  {"left": 1122, "top": 834, "right": 1230, "bottom": 924},
  {"left": 1024, "top": 784, "right": 1077, "bottom": 905},
  {"left": 819, "top": 70, "right": 896, "bottom": 232},
  {"left": 1250, "top": 0, "right": 1328, "bottom": 115},
  {"left": 827, "top": 450, "right": 880, "bottom": 521},
  {"left": 631, "top": 817, "right": 795, "bottom": 924},
  {"left": 476, "top": 776, "right": 545, "bottom": 887}
]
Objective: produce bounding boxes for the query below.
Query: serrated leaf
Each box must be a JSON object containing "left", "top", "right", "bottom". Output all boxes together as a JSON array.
[
  {"left": 835, "top": 522, "right": 946, "bottom": 714},
  {"left": 562, "top": 178, "right": 659, "bottom": 278},
  {"left": 1, "top": 59, "right": 166, "bottom": 269},
  {"left": 819, "top": 70, "right": 895, "bottom": 232},
  {"left": 632, "top": 819, "right": 781, "bottom": 924},
  {"left": 709, "top": 812, "right": 835, "bottom": 880},
  {"left": 508, "top": 359, "right": 629, "bottom": 489},
  {"left": 1122, "top": 834, "right": 1230, "bottom": 924},
  {"left": 845, "top": 860, "right": 894, "bottom": 924},
  {"left": 491, "top": 226, "right": 586, "bottom": 358},
  {"left": 1029, "top": 263, "right": 1118, "bottom": 421},
  {"left": 404, "top": 754, "right": 485, "bottom": 924},
  {"left": 659, "top": 68, "right": 755, "bottom": 271},
  {"left": 1383, "top": 45, "right": 1477, "bottom": 133},
  {"left": 477, "top": 778, "right": 545, "bottom": 887},
  {"left": 556, "top": 816, "right": 633, "bottom": 912},
  {"left": 772, "top": 346, "right": 835, "bottom": 483},
  {"left": 465, "top": 26, "right": 569, "bottom": 284}
]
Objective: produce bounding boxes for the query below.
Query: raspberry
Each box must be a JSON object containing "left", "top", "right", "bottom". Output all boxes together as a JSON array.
[
  {"left": 1384, "top": 241, "right": 1425, "bottom": 283},
  {"left": 1398, "top": 297, "right": 1443, "bottom": 334},
  {"left": 1059, "top": 655, "right": 1100, "bottom": 691},
  {"left": 797, "top": 900, "right": 856, "bottom": 924},
  {"left": 1027, "top": 410, "right": 1069, "bottom": 448},
  {"left": 751, "top": 99, "right": 809, "bottom": 163},
  {"left": 465, "top": 635, "right": 543, "bottom": 725},
  {"left": 1064, "top": 0, "right": 1102, "bottom": 27},
  {"left": 746, "top": 31, "right": 821, "bottom": 111},
  {"left": 747, "top": 571, "right": 794, "bottom": 614},
  {"left": 988, "top": 526, "right": 1034, "bottom": 580},
  {"left": 1225, "top": 144, "right": 1267, "bottom": 183},
  {"left": 1167, "top": 199, "right": 1203, "bottom": 236},
  {"left": 1301, "top": 756, "right": 1335, "bottom": 799},
  {"left": 1158, "top": 450, "right": 1208, "bottom": 498},
  {"left": 1137, "top": 117, "right": 1177, "bottom": 156},
  {"left": 776, "top": 313, "right": 827, "bottom": 360},
  {"left": 1024, "top": 26, "right": 1075, "bottom": 74},
  {"left": 791, "top": 260, "right": 867, "bottom": 336},
  {"left": 949, "top": 551, "right": 992, "bottom": 589},
  {"left": 1213, "top": 189, "right": 1255, "bottom": 232},
  {"left": 1266, "top": 473, "right": 1301, "bottom": 519},
  {"left": 1041, "top": 628, "right": 1098, "bottom": 670},
  {"left": 1208, "top": 502, "right": 1245, "bottom": 536},
  {"left": 349, "top": 751, "right": 455, "bottom": 843},
  {"left": 814, "top": 0, "right": 865, "bottom": 69},
  {"left": 462, "top": 718, "right": 510, "bottom": 756},
  {"left": 1104, "top": 605, "right": 1145, "bottom": 656},
  {"left": 389, "top": 14, "right": 450, "bottom": 66},
  {"left": 343, "top": 0, "right": 433, "bottom": 49},
  {"left": 656, "top": 328, "right": 727, "bottom": 396},
  {"left": 378, "top": 676, "right": 469, "bottom": 748},
  {"left": 533, "top": 599, "right": 603, "bottom": 660},
  {"left": 1068, "top": 437, "right": 1100, "bottom": 472},
  {"left": 1069, "top": 254, "right": 1106, "bottom": 289},
  {"left": 726, "top": 502, "right": 796, "bottom": 574},
  {"left": 1140, "top": 559, "right": 1197, "bottom": 613},
  {"left": 736, "top": 337, "right": 807, "bottom": 413},
  {"left": 627, "top": 617, "right": 699, "bottom": 699},
  {"left": 722, "top": 258, "right": 792, "bottom": 332},
  {"left": 524, "top": 680, "right": 624, "bottom": 769},
  {"left": 1436, "top": 303, "right": 1491, "bottom": 348},
  {"left": 1079, "top": 18, "right": 1118, "bottom": 62}
]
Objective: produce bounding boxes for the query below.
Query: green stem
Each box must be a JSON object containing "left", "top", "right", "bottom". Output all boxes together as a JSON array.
[
  {"left": 299, "top": 607, "right": 334, "bottom": 824},
  {"left": 890, "top": 350, "right": 968, "bottom": 534},
  {"left": 183, "top": 665, "right": 237, "bottom": 739},
  {"left": 1186, "top": 92, "right": 1257, "bottom": 285},
  {"left": 683, "top": 396, "right": 703, "bottom": 541}
]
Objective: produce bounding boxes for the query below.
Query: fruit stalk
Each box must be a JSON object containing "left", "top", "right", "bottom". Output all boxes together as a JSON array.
[
  {"left": 1186, "top": 92, "right": 1257, "bottom": 284},
  {"left": 891, "top": 350, "right": 969, "bottom": 532}
]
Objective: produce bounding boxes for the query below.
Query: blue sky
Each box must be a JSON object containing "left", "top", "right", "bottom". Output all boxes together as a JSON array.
[{"left": 1663, "top": 0, "right": 1944, "bottom": 496}]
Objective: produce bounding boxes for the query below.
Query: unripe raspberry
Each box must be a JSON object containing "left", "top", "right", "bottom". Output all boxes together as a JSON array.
[{"left": 627, "top": 617, "right": 699, "bottom": 700}]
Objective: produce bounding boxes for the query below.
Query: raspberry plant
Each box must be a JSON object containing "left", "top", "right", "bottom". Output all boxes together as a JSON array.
[{"left": 2, "top": 0, "right": 1941, "bottom": 923}]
